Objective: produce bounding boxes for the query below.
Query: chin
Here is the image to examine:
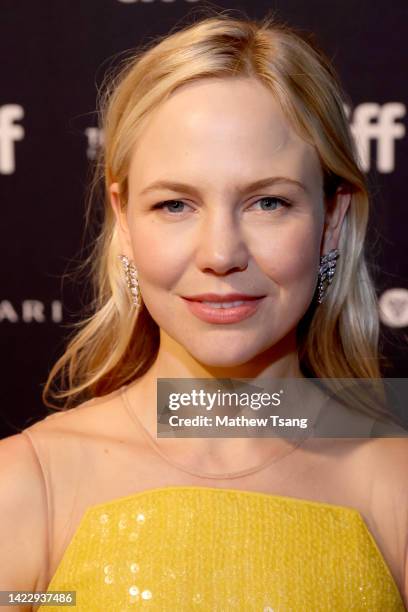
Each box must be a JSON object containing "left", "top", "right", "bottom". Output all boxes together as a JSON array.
[{"left": 186, "top": 343, "right": 264, "bottom": 369}]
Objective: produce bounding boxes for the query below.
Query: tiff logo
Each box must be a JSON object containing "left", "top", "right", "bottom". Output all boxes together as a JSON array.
[
  {"left": 0, "top": 104, "right": 25, "bottom": 175},
  {"left": 0, "top": 300, "right": 63, "bottom": 323},
  {"left": 346, "top": 102, "right": 406, "bottom": 173}
]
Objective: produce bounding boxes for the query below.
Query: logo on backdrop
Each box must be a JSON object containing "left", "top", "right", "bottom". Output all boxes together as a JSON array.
[
  {"left": 0, "top": 300, "right": 62, "bottom": 323},
  {"left": 379, "top": 288, "right": 408, "bottom": 328},
  {"left": 84, "top": 127, "right": 104, "bottom": 160},
  {"left": 0, "top": 104, "right": 24, "bottom": 175},
  {"left": 345, "top": 102, "right": 406, "bottom": 173}
]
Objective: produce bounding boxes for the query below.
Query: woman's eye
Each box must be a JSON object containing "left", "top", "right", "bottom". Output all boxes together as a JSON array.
[
  {"left": 251, "top": 196, "right": 290, "bottom": 212},
  {"left": 152, "top": 200, "right": 189, "bottom": 214}
]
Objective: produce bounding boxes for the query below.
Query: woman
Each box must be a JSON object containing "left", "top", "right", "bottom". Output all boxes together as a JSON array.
[{"left": 1, "top": 12, "right": 407, "bottom": 611}]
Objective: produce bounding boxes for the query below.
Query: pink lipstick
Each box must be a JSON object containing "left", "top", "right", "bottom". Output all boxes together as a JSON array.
[{"left": 181, "top": 293, "right": 265, "bottom": 324}]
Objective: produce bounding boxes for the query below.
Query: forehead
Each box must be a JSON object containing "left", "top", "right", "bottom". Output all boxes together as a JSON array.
[{"left": 128, "top": 77, "right": 322, "bottom": 192}]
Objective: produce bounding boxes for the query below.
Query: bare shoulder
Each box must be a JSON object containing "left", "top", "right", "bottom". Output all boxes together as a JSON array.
[
  {"left": 30, "top": 387, "right": 129, "bottom": 440},
  {"left": 329, "top": 436, "right": 408, "bottom": 605},
  {"left": 0, "top": 433, "right": 47, "bottom": 592},
  {"left": 348, "top": 436, "right": 408, "bottom": 511},
  {"left": 367, "top": 438, "right": 408, "bottom": 610},
  {"left": 358, "top": 436, "right": 408, "bottom": 482},
  {"left": 0, "top": 389, "right": 131, "bottom": 595}
]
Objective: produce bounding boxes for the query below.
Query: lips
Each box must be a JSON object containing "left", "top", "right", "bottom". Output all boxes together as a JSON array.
[
  {"left": 182, "top": 293, "right": 264, "bottom": 302},
  {"left": 181, "top": 294, "right": 265, "bottom": 324}
]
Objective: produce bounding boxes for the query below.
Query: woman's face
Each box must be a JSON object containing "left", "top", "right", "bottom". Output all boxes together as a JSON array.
[{"left": 111, "top": 76, "right": 348, "bottom": 367}]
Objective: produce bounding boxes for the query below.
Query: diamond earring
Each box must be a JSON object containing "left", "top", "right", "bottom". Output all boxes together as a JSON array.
[
  {"left": 118, "top": 255, "right": 142, "bottom": 310},
  {"left": 316, "top": 248, "right": 340, "bottom": 304}
]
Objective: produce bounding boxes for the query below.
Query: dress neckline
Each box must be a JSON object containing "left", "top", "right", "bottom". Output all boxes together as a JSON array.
[
  {"left": 81, "top": 483, "right": 363, "bottom": 516},
  {"left": 119, "top": 384, "right": 312, "bottom": 480}
]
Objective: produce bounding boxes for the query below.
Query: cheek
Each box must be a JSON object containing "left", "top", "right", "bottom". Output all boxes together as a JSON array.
[
  {"left": 129, "top": 222, "right": 188, "bottom": 289},
  {"left": 254, "top": 219, "right": 321, "bottom": 289}
]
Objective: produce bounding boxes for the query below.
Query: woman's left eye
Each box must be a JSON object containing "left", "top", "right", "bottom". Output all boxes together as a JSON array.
[{"left": 251, "top": 196, "right": 290, "bottom": 211}]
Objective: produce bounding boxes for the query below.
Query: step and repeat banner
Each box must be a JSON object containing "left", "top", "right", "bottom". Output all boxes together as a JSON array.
[{"left": 1, "top": 0, "right": 407, "bottom": 437}]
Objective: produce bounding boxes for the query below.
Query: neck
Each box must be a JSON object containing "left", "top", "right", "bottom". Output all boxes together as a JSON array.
[
  {"left": 150, "top": 328, "right": 304, "bottom": 380},
  {"left": 124, "top": 328, "right": 316, "bottom": 473}
]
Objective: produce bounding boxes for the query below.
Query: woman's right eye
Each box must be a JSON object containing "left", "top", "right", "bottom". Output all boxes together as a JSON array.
[{"left": 152, "top": 200, "right": 189, "bottom": 214}]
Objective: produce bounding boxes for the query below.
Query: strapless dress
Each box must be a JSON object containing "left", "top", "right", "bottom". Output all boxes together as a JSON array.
[{"left": 38, "top": 485, "right": 405, "bottom": 611}]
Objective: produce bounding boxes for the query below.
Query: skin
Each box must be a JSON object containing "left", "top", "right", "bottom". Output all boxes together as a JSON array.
[{"left": 110, "top": 76, "right": 351, "bottom": 468}]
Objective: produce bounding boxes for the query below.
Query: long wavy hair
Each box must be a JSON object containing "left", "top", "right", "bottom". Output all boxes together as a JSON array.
[{"left": 42, "top": 11, "right": 389, "bottom": 418}]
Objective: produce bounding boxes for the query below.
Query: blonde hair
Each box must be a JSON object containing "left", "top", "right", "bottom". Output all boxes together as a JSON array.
[{"left": 43, "top": 11, "right": 389, "bottom": 416}]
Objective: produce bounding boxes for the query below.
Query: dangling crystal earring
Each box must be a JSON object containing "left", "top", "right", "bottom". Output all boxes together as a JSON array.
[
  {"left": 316, "top": 248, "right": 340, "bottom": 304},
  {"left": 118, "top": 255, "right": 142, "bottom": 310}
]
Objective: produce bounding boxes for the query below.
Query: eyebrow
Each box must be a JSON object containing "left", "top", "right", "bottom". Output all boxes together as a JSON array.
[{"left": 139, "top": 176, "right": 309, "bottom": 197}]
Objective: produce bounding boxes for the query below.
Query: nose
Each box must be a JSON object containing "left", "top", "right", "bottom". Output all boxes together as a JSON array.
[{"left": 195, "top": 210, "right": 249, "bottom": 275}]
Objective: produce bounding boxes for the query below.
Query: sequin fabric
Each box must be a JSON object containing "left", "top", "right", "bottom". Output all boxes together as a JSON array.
[{"left": 39, "top": 485, "right": 405, "bottom": 611}]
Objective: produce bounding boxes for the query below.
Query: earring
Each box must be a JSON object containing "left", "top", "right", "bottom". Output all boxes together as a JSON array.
[
  {"left": 316, "top": 248, "right": 340, "bottom": 304},
  {"left": 118, "top": 255, "right": 142, "bottom": 310}
]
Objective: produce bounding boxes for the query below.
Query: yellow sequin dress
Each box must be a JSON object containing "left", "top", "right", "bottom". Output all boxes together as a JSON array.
[{"left": 39, "top": 485, "right": 405, "bottom": 611}]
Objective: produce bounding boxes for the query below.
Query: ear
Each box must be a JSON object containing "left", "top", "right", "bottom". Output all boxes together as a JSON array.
[
  {"left": 110, "top": 182, "right": 134, "bottom": 258},
  {"left": 321, "top": 184, "right": 352, "bottom": 253}
]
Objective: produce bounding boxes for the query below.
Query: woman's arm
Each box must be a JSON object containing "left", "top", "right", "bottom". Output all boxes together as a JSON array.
[{"left": 0, "top": 433, "right": 48, "bottom": 611}]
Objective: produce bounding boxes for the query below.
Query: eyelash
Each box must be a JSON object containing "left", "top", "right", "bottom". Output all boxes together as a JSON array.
[{"left": 151, "top": 196, "right": 291, "bottom": 214}]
